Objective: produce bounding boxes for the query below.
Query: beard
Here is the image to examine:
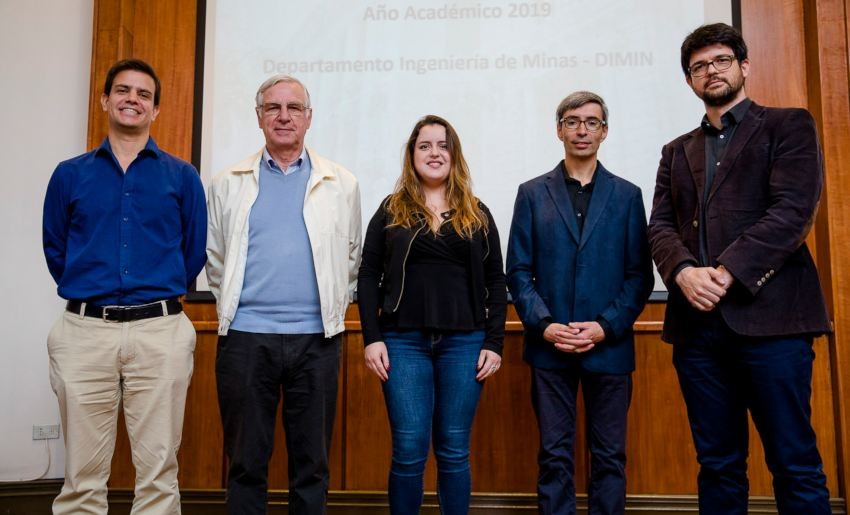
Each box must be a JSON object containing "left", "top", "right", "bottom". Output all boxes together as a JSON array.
[{"left": 700, "top": 75, "right": 745, "bottom": 107}]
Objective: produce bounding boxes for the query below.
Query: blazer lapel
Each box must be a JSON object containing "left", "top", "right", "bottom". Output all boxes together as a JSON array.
[
  {"left": 683, "top": 130, "right": 707, "bottom": 202},
  {"left": 708, "top": 102, "right": 764, "bottom": 203},
  {"left": 578, "top": 165, "right": 614, "bottom": 250},
  {"left": 544, "top": 166, "right": 581, "bottom": 244}
]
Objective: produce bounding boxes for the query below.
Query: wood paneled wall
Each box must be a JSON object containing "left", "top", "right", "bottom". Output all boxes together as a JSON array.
[
  {"left": 87, "top": 0, "right": 196, "bottom": 155},
  {"left": 802, "top": 0, "right": 850, "bottom": 506},
  {"left": 86, "top": 0, "right": 850, "bottom": 509}
]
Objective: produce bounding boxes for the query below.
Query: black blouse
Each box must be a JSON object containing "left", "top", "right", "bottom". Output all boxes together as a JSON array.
[
  {"left": 357, "top": 198, "right": 507, "bottom": 354},
  {"left": 380, "top": 216, "right": 480, "bottom": 332}
]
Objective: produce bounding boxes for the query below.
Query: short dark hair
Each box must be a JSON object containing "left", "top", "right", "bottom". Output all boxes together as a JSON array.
[
  {"left": 556, "top": 91, "right": 608, "bottom": 123},
  {"left": 103, "top": 59, "right": 161, "bottom": 106},
  {"left": 680, "top": 23, "right": 748, "bottom": 76}
]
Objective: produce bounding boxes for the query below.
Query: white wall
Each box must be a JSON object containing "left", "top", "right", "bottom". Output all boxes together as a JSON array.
[{"left": 0, "top": 0, "right": 93, "bottom": 480}]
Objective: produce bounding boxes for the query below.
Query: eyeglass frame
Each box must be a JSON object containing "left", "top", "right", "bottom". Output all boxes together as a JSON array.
[
  {"left": 558, "top": 116, "right": 608, "bottom": 133},
  {"left": 256, "top": 102, "right": 312, "bottom": 119},
  {"left": 688, "top": 55, "right": 737, "bottom": 78}
]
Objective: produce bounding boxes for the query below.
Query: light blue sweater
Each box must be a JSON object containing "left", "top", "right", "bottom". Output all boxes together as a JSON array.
[{"left": 230, "top": 149, "right": 324, "bottom": 334}]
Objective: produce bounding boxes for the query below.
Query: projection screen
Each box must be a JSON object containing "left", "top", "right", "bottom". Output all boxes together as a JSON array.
[{"left": 196, "top": 0, "right": 736, "bottom": 293}]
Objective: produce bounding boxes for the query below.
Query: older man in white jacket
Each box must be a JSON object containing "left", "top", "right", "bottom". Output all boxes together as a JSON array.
[{"left": 206, "top": 75, "right": 361, "bottom": 515}]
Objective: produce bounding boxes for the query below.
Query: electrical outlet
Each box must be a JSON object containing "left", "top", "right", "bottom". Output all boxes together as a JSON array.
[{"left": 32, "top": 424, "right": 60, "bottom": 440}]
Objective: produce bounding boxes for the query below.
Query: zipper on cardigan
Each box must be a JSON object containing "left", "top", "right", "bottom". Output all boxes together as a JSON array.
[
  {"left": 392, "top": 221, "right": 426, "bottom": 313},
  {"left": 483, "top": 229, "right": 491, "bottom": 319}
]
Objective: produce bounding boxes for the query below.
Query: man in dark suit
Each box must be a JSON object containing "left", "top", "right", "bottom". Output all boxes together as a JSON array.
[
  {"left": 648, "top": 23, "right": 832, "bottom": 514},
  {"left": 507, "top": 91, "right": 654, "bottom": 515}
]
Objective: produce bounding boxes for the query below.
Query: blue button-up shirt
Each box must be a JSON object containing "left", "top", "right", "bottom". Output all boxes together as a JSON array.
[{"left": 43, "top": 137, "right": 207, "bottom": 305}]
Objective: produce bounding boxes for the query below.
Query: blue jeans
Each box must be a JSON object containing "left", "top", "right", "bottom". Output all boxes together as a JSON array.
[
  {"left": 672, "top": 315, "right": 830, "bottom": 515},
  {"left": 382, "top": 329, "right": 485, "bottom": 515}
]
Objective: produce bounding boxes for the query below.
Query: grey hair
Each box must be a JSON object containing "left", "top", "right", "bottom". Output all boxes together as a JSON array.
[
  {"left": 255, "top": 75, "right": 311, "bottom": 108},
  {"left": 555, "top": 91, "right": 608, "bottom": 123}
]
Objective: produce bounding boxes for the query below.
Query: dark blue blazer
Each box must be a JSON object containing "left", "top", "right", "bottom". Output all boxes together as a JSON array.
[{"left": 506, "top": 162, "right": 654, "bottom": 373}]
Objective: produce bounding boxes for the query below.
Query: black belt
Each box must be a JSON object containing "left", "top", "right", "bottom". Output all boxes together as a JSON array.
[{"left": 66, "top": 299, "right": 183, "bottom": 322}]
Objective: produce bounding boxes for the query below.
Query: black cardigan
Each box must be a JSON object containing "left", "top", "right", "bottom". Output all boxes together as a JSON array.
[{"left": 357, "top": 198, "right": 507, "bottom": 354}]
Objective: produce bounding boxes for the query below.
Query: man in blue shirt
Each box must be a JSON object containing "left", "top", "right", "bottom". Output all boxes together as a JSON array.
[{"left": 42, "top": 59, "right": 207, "bottom": 515}]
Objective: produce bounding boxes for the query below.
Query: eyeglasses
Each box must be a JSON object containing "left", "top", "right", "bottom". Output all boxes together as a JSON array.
[
  {"left": 559, "top": 117, "right": 607, "bottom": 132},
  {"left": 257, "top": 102, "right": 311, "bottom": 119},
  {"left": 688, "top": 55, "right": 736, "bottom": 78}
]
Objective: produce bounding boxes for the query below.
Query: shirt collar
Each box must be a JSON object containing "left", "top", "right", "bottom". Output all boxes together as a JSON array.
[
  {"left": 263, "top": 147, "right": 308, "bottom": 175},
  {"left": 727, "top": 97, "right": 753, "bottom": 123},
  {"left": 701, "top": 97, "right": 752, "bottom": 134},
  {"left": 561, "top": 160, "right": 599, "bottom": 188},
  {"left": 96, "top": 136, "right": 161, "bottom": 159}
]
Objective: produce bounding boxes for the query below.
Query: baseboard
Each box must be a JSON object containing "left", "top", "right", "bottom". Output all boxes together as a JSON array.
[{"left": 0, "top": 481, "right": 845, "bottom": 514}]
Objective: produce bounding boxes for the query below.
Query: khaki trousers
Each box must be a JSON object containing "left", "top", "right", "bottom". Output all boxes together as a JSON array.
[{"left": 47, "top": 308, "right": 196, "bottom": 515}]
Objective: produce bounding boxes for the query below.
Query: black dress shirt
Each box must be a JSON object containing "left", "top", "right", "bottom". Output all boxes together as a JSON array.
[
  {"left": 562, "top": 160, "right": 598, "bottom": 234},
  {"left": 699, "top": 98, "right": 752, "bottom": 265}
]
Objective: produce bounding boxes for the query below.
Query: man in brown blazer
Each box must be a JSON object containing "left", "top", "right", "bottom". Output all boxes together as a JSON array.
[{"left": 648, "top": 23, "right": 831, "bottom": 515}]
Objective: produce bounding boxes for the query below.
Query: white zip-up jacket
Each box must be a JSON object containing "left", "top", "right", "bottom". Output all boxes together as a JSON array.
[{"left": 205, "top": 147, "right": 362, "bottom": 337}]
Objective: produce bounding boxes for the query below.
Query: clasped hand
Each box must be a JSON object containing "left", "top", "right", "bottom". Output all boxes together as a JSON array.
[
  {"left": 675, "top": 265, "right": 734, "bottom": 312},
  {"left": 543, "top": 321, "right": 604, "bottom": 354}
]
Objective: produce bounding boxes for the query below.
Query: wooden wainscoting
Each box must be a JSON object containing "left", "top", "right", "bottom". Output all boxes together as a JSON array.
[
  {"left": 98, "top": 302, "right": 842, "bottom": 507},
  {"left": 6, "top": 298, "right": 843, "bottom": 515}
]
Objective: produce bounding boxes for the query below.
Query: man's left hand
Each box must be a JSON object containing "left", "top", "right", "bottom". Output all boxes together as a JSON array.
[{"left": 567, "top": 321, "right": 605, "bottom": 343}]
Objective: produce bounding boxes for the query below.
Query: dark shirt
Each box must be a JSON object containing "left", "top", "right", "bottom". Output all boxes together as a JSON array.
[
  {"left": 358, "top": 199, "right": 507, "bottom": 354},
  {"left": 43, "top": 137, "right": 208, "bottom": 305},
  {"left": 381, "top": 213, "right": 479, "bottom": 332},
  {"left": 698, "top": 98, "right": 752, "bottom": 265},
  {"left": 562, "top": 161, "right": 597, "bottom": 233}
]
